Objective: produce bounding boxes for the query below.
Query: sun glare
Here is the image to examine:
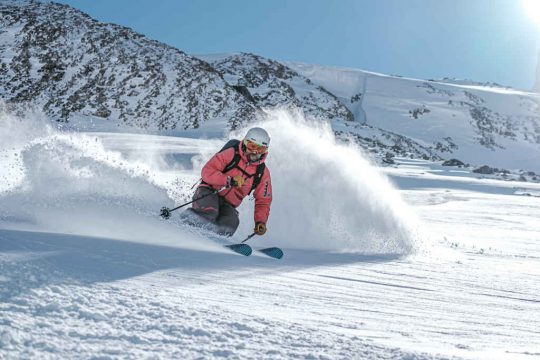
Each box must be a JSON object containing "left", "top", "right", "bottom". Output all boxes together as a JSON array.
[{"left": 523, "top": 0, "right": 540, "bottom": 27}]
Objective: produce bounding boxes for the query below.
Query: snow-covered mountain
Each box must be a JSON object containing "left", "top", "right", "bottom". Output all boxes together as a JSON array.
[
  {"left": 1, "top": 0, "right": 540, "bottom": 175},
  {"left": 0, "top": 0, "right": 258, "bottom": 131},
  {"left": 287, "top": 62, "right": 540, "bottom": 173},
  {"left": 198, "top": 53, "right": 353, "bottom": 122}
]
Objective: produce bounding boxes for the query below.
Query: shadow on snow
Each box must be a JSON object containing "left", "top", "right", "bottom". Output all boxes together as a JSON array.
[{"left": 0, "top": 229, "right": 402, "bottom": 301}]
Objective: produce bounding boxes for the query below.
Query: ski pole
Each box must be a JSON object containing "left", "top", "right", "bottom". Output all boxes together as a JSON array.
[
  {"left": 160, "top": 186, "right": 226, "bottom": 219},
  {"left": 241, "top": 232, "right": 257, "bottom": 243}
]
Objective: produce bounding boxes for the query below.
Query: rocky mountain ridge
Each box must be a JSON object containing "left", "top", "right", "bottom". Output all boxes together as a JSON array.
[
  {"left": 199, "top": 53, "right": 353, "bottom": 123},
  {"left": 0, "top": 0, "right": 258, "bottom": 131}
]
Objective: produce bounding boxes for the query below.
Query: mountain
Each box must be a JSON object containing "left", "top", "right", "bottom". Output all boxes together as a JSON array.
[
  {"left": 198, "top": 53, "right": 353, "bottom": 123},
  {"left": 0, "top": 0, "right": 258, "bottom": 131},
  {"left": 287, "top": 62, "right": 540, "bottom": 173},
  {"left": 1, "top": 1, "right": 540, "bottom": 174}
]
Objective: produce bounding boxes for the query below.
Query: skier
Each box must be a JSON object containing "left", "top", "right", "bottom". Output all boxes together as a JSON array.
[{"left": 181, "top": 127, "right": 272, "bottom": 237}]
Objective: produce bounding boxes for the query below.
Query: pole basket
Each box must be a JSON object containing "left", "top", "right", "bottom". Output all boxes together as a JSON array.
[{"left": 160, "top": 207, "right": 171, "bottom": 219}]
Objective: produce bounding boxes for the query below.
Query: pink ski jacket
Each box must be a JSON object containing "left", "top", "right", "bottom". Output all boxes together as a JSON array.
[{"left": 200, "top": 143, "right": 272, "bottom": 224}]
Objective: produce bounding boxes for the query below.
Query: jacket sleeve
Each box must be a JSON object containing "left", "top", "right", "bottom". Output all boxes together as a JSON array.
[
  {"left": 201, "top": 148, "right": 234, "bottom": 187},
  {"left": 253, "top": 167, "right": 272, "bottom": 224}
]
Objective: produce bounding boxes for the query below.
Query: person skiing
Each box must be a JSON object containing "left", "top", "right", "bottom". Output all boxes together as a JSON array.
[{"left": 181, "top": 127, "right": 272, "bottom": 237}]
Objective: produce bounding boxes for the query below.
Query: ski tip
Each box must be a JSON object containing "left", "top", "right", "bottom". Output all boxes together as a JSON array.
[
  {"left": 225, "top": 243, "right": 252, "bottom": 256},
  {"left": 258, "top": 247, "right": 284, "bottom": 259}
]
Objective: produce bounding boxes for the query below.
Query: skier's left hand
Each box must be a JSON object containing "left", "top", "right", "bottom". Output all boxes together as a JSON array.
[
  {"left": 231, "top": 175, "right": 245, "bottom": 188},
  {"left": 254, "top": 222, "right": 267, "bottom": 236}
]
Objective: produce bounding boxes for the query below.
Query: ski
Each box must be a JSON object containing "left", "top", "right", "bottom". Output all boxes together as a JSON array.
[
  {"left": 256, "top": 247, "right": 284, "bottom": 259},
  {"left": 224, "top": 244, "right": 282, "bottom": 259},
  {"left": 225, "top": 243, "right": 252, "bottom": 256}
]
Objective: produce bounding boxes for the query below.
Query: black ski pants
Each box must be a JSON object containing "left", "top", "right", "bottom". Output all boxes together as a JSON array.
[{"left": 181, "top": 186, "right": 240, "bottom": 236}]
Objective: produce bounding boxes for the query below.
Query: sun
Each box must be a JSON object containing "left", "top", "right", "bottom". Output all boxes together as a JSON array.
[{"left": 523, "top": 0, "right": 540, "bottom": 27}]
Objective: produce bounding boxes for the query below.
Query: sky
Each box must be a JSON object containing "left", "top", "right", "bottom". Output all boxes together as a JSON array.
[{"left": 53, "top": 0, "right": 540, "bottom": 90}]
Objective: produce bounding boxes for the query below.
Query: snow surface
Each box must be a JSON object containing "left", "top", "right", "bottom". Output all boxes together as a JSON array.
[{"left": 1, "top": 107, "right": 539, "bottom": 359}]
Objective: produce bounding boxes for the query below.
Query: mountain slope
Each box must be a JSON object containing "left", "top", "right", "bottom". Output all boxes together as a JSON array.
[
  {"left": 287, "top": 62, "right": 540, "bottom": 172},
  {"left": 199, "top": 53, "right": 353, "bottom": 122},
  {"left": 0, "top": 1, "right": 257, "bottom": 131}
]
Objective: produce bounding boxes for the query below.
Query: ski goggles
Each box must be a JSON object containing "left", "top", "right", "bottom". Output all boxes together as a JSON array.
[{"left": 244, "top": 139, "right": 268, "bottom": 154}]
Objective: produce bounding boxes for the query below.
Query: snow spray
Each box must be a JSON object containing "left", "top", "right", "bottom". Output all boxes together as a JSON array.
[
  {"left": 232, "top": 109, "right": 420, "bottom": 255},
  {"left": 0, "top": 105, "right": 220, "bottom": 252}
]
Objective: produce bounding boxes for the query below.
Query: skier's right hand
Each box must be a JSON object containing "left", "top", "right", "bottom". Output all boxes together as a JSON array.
[
  {"left": 230, "top": 175, "right": 245, "bottom": 188},
  {"left": 254, "top": 222, "right": 267, "bottom": 235}
]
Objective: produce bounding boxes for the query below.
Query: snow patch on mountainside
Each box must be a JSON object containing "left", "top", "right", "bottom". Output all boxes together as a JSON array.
[{"left": 287, "top": 62, "right": 540, "bottom": 173}]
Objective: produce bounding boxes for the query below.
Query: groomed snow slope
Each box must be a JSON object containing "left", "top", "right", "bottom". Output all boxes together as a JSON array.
[{"left": 1, "top": 107, "right": 539, "bottom": 359}]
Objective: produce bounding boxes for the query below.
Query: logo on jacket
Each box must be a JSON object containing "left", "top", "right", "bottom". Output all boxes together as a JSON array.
[{"left": 263, "top": 181, "right": 269, "bottom": 197}]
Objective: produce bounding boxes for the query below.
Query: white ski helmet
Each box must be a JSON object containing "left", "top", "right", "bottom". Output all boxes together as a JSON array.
[{"left": 244, "top": 127, "right": 270, "bottom": 147}]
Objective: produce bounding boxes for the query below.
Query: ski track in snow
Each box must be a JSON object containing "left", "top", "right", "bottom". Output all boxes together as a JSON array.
[{"left": 1, "top": 109, "right": 539, "bottom": 359}]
